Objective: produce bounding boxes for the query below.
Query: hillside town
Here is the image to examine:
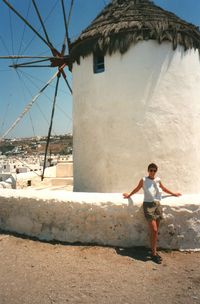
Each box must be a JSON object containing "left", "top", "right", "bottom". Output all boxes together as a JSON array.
[{"left": 0, "top": 134, "right": 73, "bottom": 190}]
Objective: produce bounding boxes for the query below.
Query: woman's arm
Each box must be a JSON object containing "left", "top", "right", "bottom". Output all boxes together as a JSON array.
[
  {"left": 123, "top": 179, "right": 143, "bottom": 198},
  {"left": 159, "top": 181, "right": 181, "bottom": 196}
]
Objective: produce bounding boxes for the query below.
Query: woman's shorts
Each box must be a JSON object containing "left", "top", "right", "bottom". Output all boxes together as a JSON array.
[{"left": 143, "top": 201, "right": 163, "bottom": 221}]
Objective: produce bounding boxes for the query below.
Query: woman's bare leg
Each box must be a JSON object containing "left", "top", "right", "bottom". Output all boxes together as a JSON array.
[{"left": 148, "top": 220, "right": 158, "bottom": 256}]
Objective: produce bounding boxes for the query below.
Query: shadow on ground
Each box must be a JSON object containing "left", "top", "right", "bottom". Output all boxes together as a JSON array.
[
  {"left": 0, "top": 229, "right": 169, "bottom": 264},
  {"left": 115, "top": 246, "right": 152, "bottom": 262}
]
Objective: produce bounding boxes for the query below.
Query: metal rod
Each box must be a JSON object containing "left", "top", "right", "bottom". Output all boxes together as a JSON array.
[
  {"left": 58, "top": 63, "right": 72, "bottom": 94},
  {"left": 61, "top": 0, "right": 71, "bottom": 55},
  {"left": 68, "top": 0, "right": 74, "bottom": 27},
  {"left": 0, "top": 56, "right": 54, "bottom": 59},
  {"left": 0, "top": 70, "right": 59, "bottom": 140},
  {"left": 41, "top": 74, "right": 61, "bottom": 180},
  {"left": 32, "top": 0, "right": 53, "bottom": 48},
  {"left": 2, "top": 0, "right": 53, "bottom": 50},
  {"left": 9, "top": 58, "right": 51, "bottom": 67},
  {"left": 9, "top": 58, "right": 53, "bottom": 68},
  {"left": 16, "top": 0, "right": 31, "bottom": 64},
  {"left": 10, "top": 65, "right": 53, "bottom": 68},
  {"left": 62, "top": 73, "right": 72, "bottom": 94}
]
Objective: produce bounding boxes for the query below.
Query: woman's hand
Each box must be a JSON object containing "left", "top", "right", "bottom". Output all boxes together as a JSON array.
[
  {"left": 173, "top": 192, "right": 182, "bottom": 197},
  {"left": 123, "top": 193, "right": 130, "bottom": 199}
]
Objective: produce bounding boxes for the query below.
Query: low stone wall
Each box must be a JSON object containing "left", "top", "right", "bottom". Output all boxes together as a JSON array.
[{"left": 0, "top": 189, "right": 199, "bottom": 250}]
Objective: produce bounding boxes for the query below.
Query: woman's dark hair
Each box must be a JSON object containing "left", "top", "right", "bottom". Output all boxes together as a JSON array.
[{"left": 148, "top": 163, "right": 158, "bottom": 171}]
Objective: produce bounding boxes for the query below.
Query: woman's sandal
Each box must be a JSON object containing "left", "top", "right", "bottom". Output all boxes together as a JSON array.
[{"left": 151, "top": 254, "right": 162, "bottom": 264}]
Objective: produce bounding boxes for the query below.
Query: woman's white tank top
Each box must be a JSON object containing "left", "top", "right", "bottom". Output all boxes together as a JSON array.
[{"left": 143, "top": 176, "right": 162, "bottom": 202}]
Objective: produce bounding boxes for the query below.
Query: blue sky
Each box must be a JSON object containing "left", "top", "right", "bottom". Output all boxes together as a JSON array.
[{"left": 0, "top": 0, "right": 200, "bottom": 139}]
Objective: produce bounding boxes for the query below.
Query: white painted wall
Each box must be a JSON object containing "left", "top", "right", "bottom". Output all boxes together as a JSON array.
[
  {"left": 73, "top": 40, "right": 200, "bottom": 193},
  {"left": 0, "top": 190, "right": 200, "bottom": 250},
  {"left": 56, "top": 162, "right": 73, "bottom": 178}
]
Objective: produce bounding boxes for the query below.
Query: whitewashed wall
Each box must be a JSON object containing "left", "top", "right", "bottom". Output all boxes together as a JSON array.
[
  {"left": 73, "top": 40, "right": 200, "bottom": 193},
  {"left": 0, "top": 189, "right": 200, "bottom": 250}
]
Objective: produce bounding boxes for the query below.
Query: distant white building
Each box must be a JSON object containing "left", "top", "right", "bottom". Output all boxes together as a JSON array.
[
  {"left": 0, "top": 154, "right": 73, "bottom": 190},
  {"left": 0, "top": 155, "right": 43, "bottom": 188}
]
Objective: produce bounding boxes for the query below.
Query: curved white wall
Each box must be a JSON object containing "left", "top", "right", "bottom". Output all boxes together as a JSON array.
[
  {"left": 0, "top": 189, "right": 200, "bottom": 250},
  {"left": 73, "top": 40, "right": 200, "bottom": 193}
]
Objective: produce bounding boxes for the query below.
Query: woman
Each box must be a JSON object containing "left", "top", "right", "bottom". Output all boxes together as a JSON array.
[{"left": 123, "top": 163, "right": 181, "bottom": 264}]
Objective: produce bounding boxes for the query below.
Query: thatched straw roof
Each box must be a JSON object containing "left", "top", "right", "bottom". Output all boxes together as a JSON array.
[{"left": 70, "top": 0, "right": 200, "bottom": 63}]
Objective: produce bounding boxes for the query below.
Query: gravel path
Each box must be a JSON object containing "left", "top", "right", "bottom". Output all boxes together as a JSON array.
[{"left": 0, "top": 233, "right": 200, "bottom": 304}]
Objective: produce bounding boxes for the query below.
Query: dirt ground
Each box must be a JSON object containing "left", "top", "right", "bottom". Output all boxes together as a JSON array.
[{"left": 0, "top": 233, "right": 200, "bottom": 304}]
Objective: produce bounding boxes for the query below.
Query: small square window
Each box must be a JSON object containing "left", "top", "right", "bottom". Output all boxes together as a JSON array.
[{"left": 93, "top": 54, "right": 105, "bottom": 74}]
